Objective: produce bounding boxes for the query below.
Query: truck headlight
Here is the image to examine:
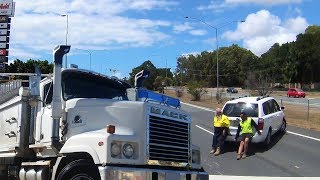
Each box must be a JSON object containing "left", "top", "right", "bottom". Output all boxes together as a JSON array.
[
  {"left": 192, "top": 150, "right": 200, "bottom": 164},
  {"left": 123, "top": 143, "right": 134, "bottom": 158},
  {"left": 111, "top": 143, "right": 121, "bottom": 157}
]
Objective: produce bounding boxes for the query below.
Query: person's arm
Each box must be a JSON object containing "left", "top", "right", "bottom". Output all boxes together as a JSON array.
[
  {"left": 251, "top": 120, "right": 261, "bottom": 135},
  {"left": 222, "top": 115, "right": 230, "bottom": 135},
  {"left": 235, "top": 124, "right": 241, "bottom": 139}
]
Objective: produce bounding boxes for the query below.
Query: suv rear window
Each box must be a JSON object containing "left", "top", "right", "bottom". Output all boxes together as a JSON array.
[{"left": 223, "top": 102, "right": 259, "bottom": 117}]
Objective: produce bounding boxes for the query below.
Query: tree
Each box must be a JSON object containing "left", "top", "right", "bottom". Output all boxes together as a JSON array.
[
  {"left": 153, "top": 76, "right": 164, "bottom": 93},
  {"left": 245, "top": 71, "right": 275, "bottom": 96},
  {"left": 186, "top": 81, "right": 208, "bottom": 101},
  {"left": 7, "top": 59, "right": 53, "bottom": 74}
]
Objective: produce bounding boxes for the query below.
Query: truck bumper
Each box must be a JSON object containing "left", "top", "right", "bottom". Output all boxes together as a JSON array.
[{"left": 99, "top": 166, "right": 209, "bottom": 180}]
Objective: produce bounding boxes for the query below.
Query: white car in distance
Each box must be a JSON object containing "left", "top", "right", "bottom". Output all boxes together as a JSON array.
[{"left": 222, "top": 96, "right": 286, "bottom": 148}]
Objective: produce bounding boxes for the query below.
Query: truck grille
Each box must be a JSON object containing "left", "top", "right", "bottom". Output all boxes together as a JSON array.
[{"left": 148, "top": 115, "right": 190, "bottom": 163}]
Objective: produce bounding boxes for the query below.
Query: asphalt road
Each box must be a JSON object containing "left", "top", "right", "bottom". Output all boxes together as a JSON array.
[{"left": 182, "top": 103, "right": 320, "bottom": 177}]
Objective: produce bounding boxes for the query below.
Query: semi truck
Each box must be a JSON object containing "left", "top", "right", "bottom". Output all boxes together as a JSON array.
[{"left": 0, "top": 45, "right": 208, "bottom": 179}]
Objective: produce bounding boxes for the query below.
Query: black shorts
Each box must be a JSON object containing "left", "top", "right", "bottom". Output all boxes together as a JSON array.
[{"left": 239, "top": 133, "right": 253, "bottom": 141}]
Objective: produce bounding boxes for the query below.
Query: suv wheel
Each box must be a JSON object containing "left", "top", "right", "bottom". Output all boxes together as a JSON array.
[
  {"left": 280, "top": 119, "right": 286, "bottom": 133},
  {"left": 263, "top": 129, "right": 272, "bottom": 149}
]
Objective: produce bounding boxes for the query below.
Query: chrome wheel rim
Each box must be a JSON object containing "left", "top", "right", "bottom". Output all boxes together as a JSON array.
[{"left": 71, "top": 174, "right": 94, "bottom": 180}]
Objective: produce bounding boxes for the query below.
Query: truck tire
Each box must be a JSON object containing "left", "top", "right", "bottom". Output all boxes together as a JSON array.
[{"left": 57, "top": 159, "right": 100, "bottom": 180}]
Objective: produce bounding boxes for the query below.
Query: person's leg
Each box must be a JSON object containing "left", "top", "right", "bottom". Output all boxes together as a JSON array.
[
  {"left": 214, "top": 132, "right": 223, "bottom": 155},
  {"left": 237, "top": 140, "right": 244, "bottom": 160},
  {"left": 211, "top": 134, "right": 217, "bottom": 154},
  {"left": 214, "top": 128, "right": 224, "bottom": 155},
  {"left": 243, "top": 137, "right": 250, "bottom": 158},
  {"left": 217, "top": 132, "right": 226, "bottom": 153}
]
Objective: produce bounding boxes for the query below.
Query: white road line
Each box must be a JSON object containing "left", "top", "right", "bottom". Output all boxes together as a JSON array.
[
  {"left": 195, "top": 125, "right": 320, "bottom": 143},
  {"left": 287, "top": 131, "right": 320, "bottom": 142},
  {"left": 195, "top": 125, "right": 214, "bottom": 135},
  {"left": 181, "top": 102, "right": 215, "bottom": 112}
]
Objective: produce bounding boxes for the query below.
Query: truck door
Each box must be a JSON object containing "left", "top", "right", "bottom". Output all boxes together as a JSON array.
[{"left": 34, "top": 81, "right": 53, "bottom": 143}]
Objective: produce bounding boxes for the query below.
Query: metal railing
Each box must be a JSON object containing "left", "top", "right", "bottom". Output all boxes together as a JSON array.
[{"left": 0, "top": 80, "right": 22, "bottom": 95}]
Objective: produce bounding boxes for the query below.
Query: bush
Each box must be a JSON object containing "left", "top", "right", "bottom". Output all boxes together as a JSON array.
[
  {"left": 175, "top": 87, "right": 184, "bottom": 97},
  {"left": 187, "top": 82, "right": 208, "bottom": 101},
  {"left": 157, "top": 87, "right": 164, "bottom": 93}
]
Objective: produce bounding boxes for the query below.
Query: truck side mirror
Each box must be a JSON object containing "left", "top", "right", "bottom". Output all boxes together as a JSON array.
[
  {"left": 134, "top": 70, "right": 150, "bottom": 88},
  {"left": 29, "top": 65, "right": 42, "bottom": 97}
]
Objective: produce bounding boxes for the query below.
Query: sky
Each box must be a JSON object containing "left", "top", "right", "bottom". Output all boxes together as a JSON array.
[{"left": 7, "top": 0, "right": 319, "bottom": 78}]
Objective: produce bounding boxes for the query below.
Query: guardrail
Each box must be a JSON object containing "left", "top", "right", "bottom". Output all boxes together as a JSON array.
[{"left": 0, "top": 80, "right": 22, "bottom": 95}]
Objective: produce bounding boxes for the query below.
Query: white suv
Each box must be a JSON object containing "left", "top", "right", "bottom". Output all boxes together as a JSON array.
[{"left": 222, "top": 96, "right": 286, "bottom": 147}]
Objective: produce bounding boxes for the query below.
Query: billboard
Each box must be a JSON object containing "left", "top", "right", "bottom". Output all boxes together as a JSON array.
[
  {"left": 0, "top": 55, "right": 7, "bottom": 62},
  {"left": 0, "top": 36, "right": 8, "bottom": 42},
  {"left": 0, "top": 22, "right": 9, "bottom": 28},
  {"left": 0, "top": 49, "right": 7, "bottom": 55},
  {"left": 0, "top": 0, "right": 14, "bottom": 17},
  {"left": 0, "top": 42, "right": 8, "bottom": 48},
  {"left": 0, "top": 29, "right": 9, "bottom": 35}
]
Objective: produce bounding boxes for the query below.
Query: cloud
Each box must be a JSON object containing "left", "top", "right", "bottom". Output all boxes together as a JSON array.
[
  {"left": 173, "top": 22, "right": 193, "bottom": 33},
  {"left": 225, "top": 0, "right": 303, "bottom": 5},
  {"left": 222, "top": 10, "right": 308, "bottom": 56},
  {"left": 10, "top": 0, "right": 177, "bottom": 59},
  {"left": 189, "top": 29, "right": 207, "bottom": 36},
  {"left": 197, "top": 0, "right": 303, "bottom": 11}
]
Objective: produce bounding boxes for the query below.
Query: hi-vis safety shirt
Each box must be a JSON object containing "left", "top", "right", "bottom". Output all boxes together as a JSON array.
[
  {"left": 213, "top": 114, "right": 230, "bottom": 127},
  {"left": 239, "top": 117, "right": 253, "bottom": 134}
]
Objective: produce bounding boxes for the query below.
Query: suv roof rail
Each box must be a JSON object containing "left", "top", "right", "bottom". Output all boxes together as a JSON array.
[
  {"left": 256, "top": 95, "right": 270, "bottom": 101},
  {"left": 231, "top": 96, "right": 249, "bottom": 100}
]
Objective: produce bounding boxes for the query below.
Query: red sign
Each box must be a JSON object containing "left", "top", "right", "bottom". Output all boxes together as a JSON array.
[
  {"left": 0, "top": 49, "right": 7, "bottom": 56},
  {"left": 0, "top": 3, "right": 10, "bottom": 9}
]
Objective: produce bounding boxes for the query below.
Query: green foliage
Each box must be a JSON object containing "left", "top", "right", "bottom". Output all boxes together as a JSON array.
[
  {"left": 153, "top": 76, "right": 164, "bottom": 91},
  {"left": 129, "top": 60, "right": 174, "bottom": 90},
  {"left": 7, "top": 59, "right": 53, "bottom": 74},
  {"left": 175, "top": 25, "right": 320, "bottom": 91},
  {"left": 176, "top": 45, "right": 258, "bottom": 88},
  {"left": 129, "top": 60, "right": 157, "bottom": 89},
  {"left": 186, "top": 81, "right": 208, "bottom": 101}
]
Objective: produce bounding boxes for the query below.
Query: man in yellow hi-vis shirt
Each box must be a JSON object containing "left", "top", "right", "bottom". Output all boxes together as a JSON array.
[{"left": 210, "top": 108, "right": 230, "bottom": 156}]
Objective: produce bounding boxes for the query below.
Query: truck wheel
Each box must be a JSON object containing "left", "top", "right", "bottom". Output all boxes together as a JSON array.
[{"left": 57, "top": 159, "right": 100, "bottom": 180}]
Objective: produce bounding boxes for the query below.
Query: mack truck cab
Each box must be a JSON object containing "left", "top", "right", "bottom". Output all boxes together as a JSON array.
[{"left": 0, "top": 45, "right": 208, "bottom": 179}]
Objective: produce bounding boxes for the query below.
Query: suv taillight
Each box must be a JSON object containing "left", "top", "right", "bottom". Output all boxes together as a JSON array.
[{"left": 258, "top": 118, "right": 264, "bottom": 130}]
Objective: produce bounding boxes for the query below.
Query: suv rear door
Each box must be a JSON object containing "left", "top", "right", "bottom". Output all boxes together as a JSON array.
[
  {"left": 262, "top": 99, "right": 283, "bottom": 133},
  {"left": 223, "top": 102, "right": 259, "bottom": 135}
]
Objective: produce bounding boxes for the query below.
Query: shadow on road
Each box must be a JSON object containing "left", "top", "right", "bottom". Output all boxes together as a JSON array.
[{"left": 222, "top": 131, "right": 286, "bottom": 156}]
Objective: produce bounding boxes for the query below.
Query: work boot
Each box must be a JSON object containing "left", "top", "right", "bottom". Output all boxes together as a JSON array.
[
  {"left": 242, "top": 154, "right": 247, "bottom": 159},
  {"left": 210, "top": 148, "right": 216, "bottom": 154},
  {"left": 214, "top": 147, "right": 220, "bottom": 156},
  {"left": 236, "top": 154, "right": 242, "bottom": 160}
]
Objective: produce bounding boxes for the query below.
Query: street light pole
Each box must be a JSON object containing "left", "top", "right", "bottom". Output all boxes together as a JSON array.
[
  {"left": 86, "top": 50, "right": 92, "bottom": 70},
  {"left": 184, "top": 16, "right": 244, "bottom": 101},
  {"left": 151, "top": 54, "right": 168, "bottom": 88},
  {"left": 215, "top": 28, "right": 219, "bottom": 98},
  {"left": 61, "top": 14, "right": 68, "bottom": 68},
  {"left": 76, "top": 48, "right": 93, "bottom": 70}
]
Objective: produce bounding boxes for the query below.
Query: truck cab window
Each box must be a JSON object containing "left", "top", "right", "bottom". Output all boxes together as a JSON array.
[
  {"left": 62, "top": 71, "right": 129, "bottom": 101},
  {"left": 43, "top": 82, "right": 53, "bottom": 106}
]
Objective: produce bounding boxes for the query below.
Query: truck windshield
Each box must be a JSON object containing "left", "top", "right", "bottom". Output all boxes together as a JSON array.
[
  {"left": 62, "top": 70, "right": 130, "bottom": 101},
  {"left": 223, "top": 102, "right": 259, "bottom": 117}
]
